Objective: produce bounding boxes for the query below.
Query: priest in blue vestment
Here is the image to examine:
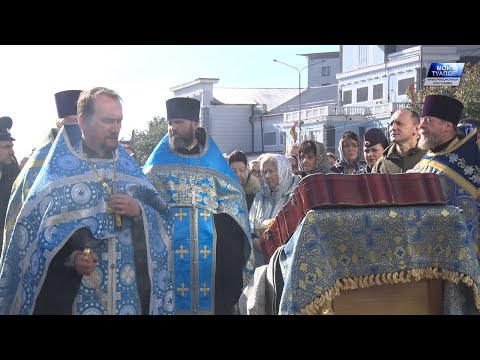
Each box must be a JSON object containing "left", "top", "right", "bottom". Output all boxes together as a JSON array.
[
  {"left": 143, "top": 97, "right": 251, "bottom": 315},
  {"left": 413, "top": 95, "right": 478, "bottom": 247},
  {"left": 0, "top": 87, "right": 174, "bottom": 315},
  {"left": 3, "top": 90, "right": 82, "bottom": 255}
]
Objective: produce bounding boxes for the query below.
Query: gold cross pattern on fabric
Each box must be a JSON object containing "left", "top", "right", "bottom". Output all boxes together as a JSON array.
[
  {"left": 177, "top": 283, "right": 189, "bottom": 297},
  {"left": 200, "top": 245, "right": 211, "bottom": 259},
  {"left": 175, "top": 209, "right": 187, "bottom": 221},
  {"left": 200, "top": 282, "right": 210, "bottom": 296},
  {"left": 200, "top": 210, "right": 211, "bottom": 221},
  {"left": 176, "top": 244, "right": 189, "bottom": 259}
]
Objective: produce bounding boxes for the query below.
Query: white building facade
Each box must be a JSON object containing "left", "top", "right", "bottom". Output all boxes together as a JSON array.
[
  {"left": 278, "top": 45, "right": 478, "bottom": 157},
  {"left": 167, "top": 46, "right": 479, "bottom": 157}
]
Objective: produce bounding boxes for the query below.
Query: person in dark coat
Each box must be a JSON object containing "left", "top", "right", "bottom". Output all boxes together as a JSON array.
[{"left": 0, "top": 116, "right": 20, "bottom": 247}]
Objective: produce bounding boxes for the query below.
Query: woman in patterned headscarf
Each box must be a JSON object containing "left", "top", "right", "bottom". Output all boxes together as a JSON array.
[
  {"left": 249, "top": 153, "right": 300, "bottom": 268},
  {"left": 330, "top": 130, "right": 363, "bottom": 174},
  {"left": 297, "top": 139, "right": 330, "bottom": 178}
]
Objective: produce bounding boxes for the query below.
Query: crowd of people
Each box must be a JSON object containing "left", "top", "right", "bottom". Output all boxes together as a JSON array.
[{"left": 0, "top": 90, "right": 478, "bottom": 315}]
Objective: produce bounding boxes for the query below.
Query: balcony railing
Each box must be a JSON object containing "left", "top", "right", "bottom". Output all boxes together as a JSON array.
[{"left": 283, "top": 102, "right": 411, "bottom": 123}]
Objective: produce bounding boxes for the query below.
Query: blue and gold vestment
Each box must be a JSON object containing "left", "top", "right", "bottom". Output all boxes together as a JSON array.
[
  {"left": 0, "top": 125, "right": 174, "bottom": 315},
  {"left": 412, "top": 128, "right": 479, "bottom": 254},
  {"left": 3, "top": 128, "right": 58, "bottom": 253},
  {"left": 143, "top": 133, "right": 251, "bottom": 314}
]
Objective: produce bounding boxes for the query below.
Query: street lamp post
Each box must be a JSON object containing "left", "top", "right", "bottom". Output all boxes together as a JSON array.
[
  {"left": 273, "top": 59, "right": 305, "bottom": 142},
  {"left": 274, "top": 58, "right": 327, "bottom": 143}
]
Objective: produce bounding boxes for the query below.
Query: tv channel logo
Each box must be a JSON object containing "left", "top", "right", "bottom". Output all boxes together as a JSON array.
[{"left": 424, "top": 62, "right": 465, "bottom": 86}]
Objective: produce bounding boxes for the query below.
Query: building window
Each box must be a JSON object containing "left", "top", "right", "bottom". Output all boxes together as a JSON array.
[
  {"left": 373, "top": 83, "right": 383, "bottom": 100},
  {"left": 343, "top": 90, "right": 352, "bottom": 105},
  {"left": 322, "top": 66, "right": 331, "bottom": 76},
  {"left": 264, "top": 132, "right": 276, "bottom": 146},
  {"left": 356, "top": 87, "right": 368, "bottom": 102},
  {"left": 280, "top": 132, "right": 284, "bottom": 145},
  {"left": 325, "top": 126, "right": 336, "bottom": 154},
  {"left": 398, "top": 77, "right": 415, "bottom": 97}
]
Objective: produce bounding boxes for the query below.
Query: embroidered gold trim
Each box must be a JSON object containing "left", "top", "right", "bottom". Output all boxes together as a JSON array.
[{"left": 298, "top": 268, "right": 480, "bottom": 315}]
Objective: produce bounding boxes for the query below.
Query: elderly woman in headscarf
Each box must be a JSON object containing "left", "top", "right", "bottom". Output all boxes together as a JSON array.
[
  {"left": 297, "top": 139, "right": 330, "bottom": 178},
  {"left": 249, "top": 153, "right": 300, "bottom": 268},
  {"left": 329, "top": 130, "right": 363, "bottom": 174}
]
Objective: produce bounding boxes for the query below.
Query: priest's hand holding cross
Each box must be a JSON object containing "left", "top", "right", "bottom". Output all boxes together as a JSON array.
[{"left": 107, "top": 194, "right": 142, "bottom": 221}]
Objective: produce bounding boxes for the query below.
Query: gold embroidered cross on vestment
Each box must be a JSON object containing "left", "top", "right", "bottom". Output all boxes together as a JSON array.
[{"left": 177, "top": 153, "right": 201, "bottom": 208}]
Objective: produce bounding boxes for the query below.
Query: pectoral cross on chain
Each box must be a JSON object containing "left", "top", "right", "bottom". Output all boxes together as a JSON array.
[
  {"left": 107, "top": 204, "right": 123, "bottom": 227},
  {"left": 114, "top": 213, "right": 123, "bottom": 227}
]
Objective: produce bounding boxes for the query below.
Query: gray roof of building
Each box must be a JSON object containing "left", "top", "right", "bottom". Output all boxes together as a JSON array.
[
  {"left": 298, "top": 51, "right": 340, "bottom": 59},
  {"left": 212, "top": 88, "right": 299, "bottom": 112},
  {"left": 267, "top": 84, "right": 338, "bottom": 115}
]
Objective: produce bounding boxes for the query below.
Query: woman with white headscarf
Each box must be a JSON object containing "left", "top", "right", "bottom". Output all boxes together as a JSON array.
[{"left": 248, "top": 153, "right": 300, "bottom": 268}]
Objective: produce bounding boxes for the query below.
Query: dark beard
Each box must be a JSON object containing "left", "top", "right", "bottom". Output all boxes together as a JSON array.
[
  {"left": 0, "top": 158, "right": 13, "bottom": 167},
  {"left": 170, "top": 132, "right": 195, "bottom": 150}
]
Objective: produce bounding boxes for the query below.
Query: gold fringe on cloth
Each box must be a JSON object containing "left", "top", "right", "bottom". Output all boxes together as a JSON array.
[{"left": 298, "top": 268, "right": 480, "bottom": 315}]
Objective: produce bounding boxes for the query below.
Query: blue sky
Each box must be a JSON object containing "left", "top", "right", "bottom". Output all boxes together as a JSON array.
[{"left": 0, "top": 45, "right": 339, "bottom": 159}]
